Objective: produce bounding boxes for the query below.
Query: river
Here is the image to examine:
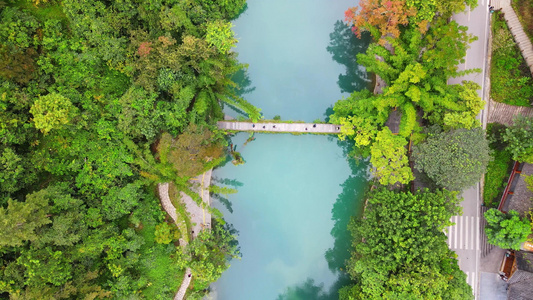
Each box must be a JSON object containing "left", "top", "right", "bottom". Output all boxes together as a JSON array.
[{"left": 211, "top": 1, "right": 370, "bottom": 299}]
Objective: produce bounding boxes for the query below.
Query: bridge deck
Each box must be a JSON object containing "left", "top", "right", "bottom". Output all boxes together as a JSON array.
[{"left": 217, "top": 121, "right": 341, "bottom": 134}]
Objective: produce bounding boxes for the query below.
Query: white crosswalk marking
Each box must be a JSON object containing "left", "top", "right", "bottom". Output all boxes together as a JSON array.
[
  {"left": 476, "top": 216, "right": 480, "bottom": 251},
  {"left": 459, "top": 216, "right": 464, "bottom": 249},
  {"left": 471, "top": 216, "right": 475, "bottom": 250},
  {"left": 454, "top": 215, "right": 458, "bottom": 248},
  {"left": 445, "top": 215, "right": 480, "bottom": 292},
  {"left": 471, "top": 271, "right": 476, "bottom": 288},
  {"left": 466, "top": 216, "right": 470, "bottom": 249},
  {"left": 446, "top": 215, "right": 480, "bottom": 251}
]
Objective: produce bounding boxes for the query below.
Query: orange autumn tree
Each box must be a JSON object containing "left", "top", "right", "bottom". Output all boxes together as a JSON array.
[
  {"left": 346, "top": 0, "right": 478, "bottom": 42},
  {"left": 345, "top": 0, "right": 415, "bottom": 41}
]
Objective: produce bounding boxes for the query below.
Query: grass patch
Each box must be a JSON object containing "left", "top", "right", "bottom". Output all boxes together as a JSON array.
[
  {"left": 483, "top": 123, "right": 514, "bottom": 207},
  {"left": 512, "top": 0, "right": 533, "bottom": 44},
  {"left": 490, "top": 11, "right": 533, "bottom": 107}
]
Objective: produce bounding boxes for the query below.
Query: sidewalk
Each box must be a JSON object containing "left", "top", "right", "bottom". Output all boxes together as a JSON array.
[{"left": 492, "top": 0, "right": 533, "bottom": 75}]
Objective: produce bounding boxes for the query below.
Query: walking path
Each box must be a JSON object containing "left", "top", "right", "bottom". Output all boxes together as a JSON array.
[
  {"left": 217, "top": 121, "right": 341, "bottom": 134},
  {"left": 488, "top": 101, "right": 533, "bottom": 125},
  {"left": 187, "top": 169, "right": 213, "bottom": 237},
  {"left": 157, "top": 169, "right": 213, "bottom": 300},
  {"left": 157, "top": 183, "right": 191, "bottom": 300},
  {"left": 492, "top": 0, "right": 533, "bottom": 75}
]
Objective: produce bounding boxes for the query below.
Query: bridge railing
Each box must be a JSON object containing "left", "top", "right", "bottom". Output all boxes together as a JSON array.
[{"left": 217, "top": 121, "right": 342, "bottom": 134}]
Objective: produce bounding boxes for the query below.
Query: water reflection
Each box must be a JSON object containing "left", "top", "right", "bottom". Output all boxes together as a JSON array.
[
  {"left": 224, "top": 65, "right": 257, "bottom": 117},
  {"left": 221, "top": 220, "right": 242, "bottom": 259},
  {"left": 231, "top": 66, "right": 256, "bottom": 98},
  {"left": 211, "top": 177, "right": 244, "bottom": 188},
  {"left": 276, "top": 278, "right": 329, "bottom": 300},
  {"left": 211, "top": 177, "right": 243, "bottom": 214},
  {"left": 231, "top": 3, "right": 248, "bottom": 21},
  {"left": 327, "top": 21, "right": 372, "bottom": 94},
  {"left": 275, "top": 141, "right": 369, "bottom": 300},
  {"left": 212, "top": 193, "right": 233, "bottom": 213}
]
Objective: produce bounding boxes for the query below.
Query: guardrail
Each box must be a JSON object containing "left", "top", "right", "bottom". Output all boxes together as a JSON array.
[{"left": 497, "top": 161, "right": 521, "bottom": 212}]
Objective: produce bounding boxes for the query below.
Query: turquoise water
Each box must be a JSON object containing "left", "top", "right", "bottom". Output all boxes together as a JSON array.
[
  {"left": 228, "top": 0, "right": 370, "bottom": 121},
  {"left": 212, "top": 0, "right": 370, "bottom": 299}
]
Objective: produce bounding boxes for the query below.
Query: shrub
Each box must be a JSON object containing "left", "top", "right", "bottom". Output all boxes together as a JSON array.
[
  {"left": 412, "top": 127, "right": 492, "bottom": 191},
  {"left": 485, "top": 209, "right": 531, "bottom": 250},
  {"left": 490, "top": 11, "right": 533, "bottom": 107}
]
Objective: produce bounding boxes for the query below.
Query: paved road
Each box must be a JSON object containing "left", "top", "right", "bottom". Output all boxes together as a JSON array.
[{"left": 447, "top": 1, "right": 491, "bottom": 298}]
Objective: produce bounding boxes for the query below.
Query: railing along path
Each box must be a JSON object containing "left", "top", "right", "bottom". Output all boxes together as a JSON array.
[{"left": 217, "top": 121, "right": 341, "bottom": 134}]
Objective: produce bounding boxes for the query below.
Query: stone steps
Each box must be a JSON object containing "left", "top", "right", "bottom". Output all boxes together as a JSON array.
[{"left": 480, "top": 206, "right": 496, "bottom": 258}]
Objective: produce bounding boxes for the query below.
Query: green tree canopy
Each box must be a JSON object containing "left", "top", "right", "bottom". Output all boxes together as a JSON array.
[
  {"left": 30, "top": 93, "right": 77, "bottom": 134},
  {"left": 484, "top": 209, "right": 531, "bottom": 250},
  {"left": 412, "top": 127, "right": 491, "bottom": 191},
  {"left": 0, "top": 0, "right": 257, "bottom": 297},
  {"left": 186, "top": 222, "right": 239, "bottom": 290},
  {"left": 331, "top": 13, "right": 483, "bottom": 181},
  {"left": 503, "top": 115, "right": 533, "bottom": 163},
  {"left": 342, "top": 188, "right": 472, "bottom": 299},
  {"left": 206, "top": 20, "right": 237, "bottom": 54},
  {"left": 157, "top": 125, "right": 225, "bottom": 179},
  {"left": 0, "top": 192, "right": 51, "bottom": 248},
  {"left": 370, "top": 127, "right": 413, "bottom": 185}
]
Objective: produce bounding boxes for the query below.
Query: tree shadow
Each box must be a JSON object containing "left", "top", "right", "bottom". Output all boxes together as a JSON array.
[
  {"left": 222, "top": 64, "right": 257, "bottom": 118},
  {"left": 210, "top": 177, "right": 243, "bottom": 214},
  {"left": 230, "top": 66, "right": 256, "bottom": 98},
  {"left": 275, "top": 141, "right": 369, "bottom": 300},
  {"left": 275, "top": 272, "right": 357, "bottom": 300},
  {"left": 324, "top": 168, "right": 368, "bottom": 271},
  {"left": 323, "top": 105, "right": 334, "bottom": 123},
  {"left": 326, "top": 20, "right": 372, "bottom": 94},
  {"left": 211, "top": 176, "right": 244, "bottom": 188},
  {"left": 220, "top": 219, "right": 242, "bottom": 258},
  {"left": 276, "top": 278, "right": 330, "bottom": 300},
  {"left": 230, "top": 3, "right": 249, "bottom": 21},
  {"left": 211, "top": 193, "right": 233, "bottom": 213}
]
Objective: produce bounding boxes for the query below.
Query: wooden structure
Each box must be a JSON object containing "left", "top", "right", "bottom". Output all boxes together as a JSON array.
[
  {"left": 488, "top": 101, "right": 533, "bottom": 126},
  {"left": 499, "top": 250, "right": 516, "bottom": 281},
  {"left": 497, "top": 161, "right": 522, "bottom": 212}
]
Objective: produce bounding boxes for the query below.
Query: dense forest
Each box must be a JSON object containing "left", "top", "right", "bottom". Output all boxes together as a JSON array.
[
  {"left": 335, "top": 0, "right": 484, "bottom": 299},
  {"left": 0, "top": 0, "right": 259, "bottom": 298},
  {"left": 3, "top": 0, "right": 530, "bottom": 299}
]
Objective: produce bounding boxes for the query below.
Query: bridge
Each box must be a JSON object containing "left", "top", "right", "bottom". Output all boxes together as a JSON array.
[{"left": 217, "top": 121, "right": 342, "bottom": 134}]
